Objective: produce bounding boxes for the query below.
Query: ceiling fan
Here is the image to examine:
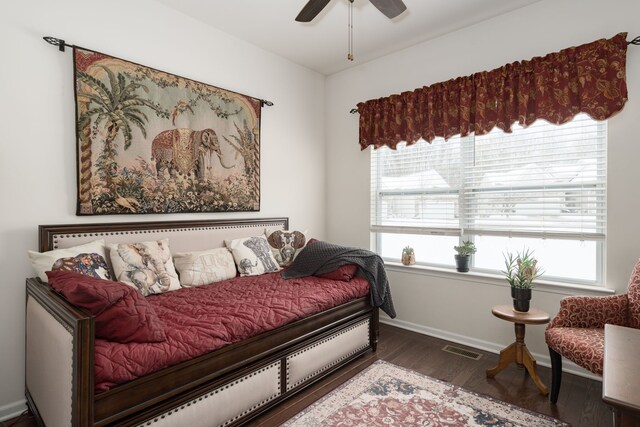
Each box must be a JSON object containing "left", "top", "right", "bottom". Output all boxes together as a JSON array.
[{"left": 295, "top": 0, "right": 407, "bottom": 22}]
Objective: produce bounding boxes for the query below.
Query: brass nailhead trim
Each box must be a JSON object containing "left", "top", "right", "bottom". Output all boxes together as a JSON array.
[
  {"left": 286, "top": 320, "right": 370, "bottom": 390},
  {"left": 30, "top": 297, "right": 74, "bottom": 334},
  {"left": 140, "top": 361, "right": 281, "bottom": 426},
  {"left": 52, "top": 223, "right": 284, "bottom": 249}
]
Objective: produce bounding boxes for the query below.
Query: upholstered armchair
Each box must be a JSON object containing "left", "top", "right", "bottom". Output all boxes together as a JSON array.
[{"left": 545, "top": 260, "right": 640, "bottom": 403}]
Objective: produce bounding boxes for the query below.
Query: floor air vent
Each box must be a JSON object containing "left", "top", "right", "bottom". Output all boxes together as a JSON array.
[{"left": 442, "top": 345, "right": 482, "bottom": 360}]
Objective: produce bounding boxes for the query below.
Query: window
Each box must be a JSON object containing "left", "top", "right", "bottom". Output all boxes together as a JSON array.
[{"left": 371, "top": 114, "right": 606, "bottom": 284}]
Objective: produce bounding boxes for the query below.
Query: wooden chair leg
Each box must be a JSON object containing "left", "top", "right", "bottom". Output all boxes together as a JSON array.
[{"left": 549, "top": 347, "right": 562, "bottom": 404}]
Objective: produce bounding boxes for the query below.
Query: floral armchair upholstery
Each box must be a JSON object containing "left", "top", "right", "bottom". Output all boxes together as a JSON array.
[{"left": 545, "top": 260, "right": 640, "bottom": 403}]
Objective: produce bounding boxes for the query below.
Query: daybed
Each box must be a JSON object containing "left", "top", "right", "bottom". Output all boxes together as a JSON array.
[{"left": 25, "top": 218, "right": 379, "bottom": 426}]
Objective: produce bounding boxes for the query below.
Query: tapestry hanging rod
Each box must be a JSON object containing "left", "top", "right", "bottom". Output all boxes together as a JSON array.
[
  {"left": 43, "top": 36, "right": 274, "bottom": 107},
  {"left": 349, "top": 34, "right": 640, "bottom": 114}
]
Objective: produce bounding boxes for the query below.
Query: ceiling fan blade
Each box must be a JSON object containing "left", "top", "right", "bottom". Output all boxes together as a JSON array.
[
  {"left": 295, "top": 0, "right": 332, "bottom": 22},
  {"left": 369, "top": 0, "right": 407, "bottom": 19}
]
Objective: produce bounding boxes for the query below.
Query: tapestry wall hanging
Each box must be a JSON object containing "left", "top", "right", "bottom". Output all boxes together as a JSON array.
[{"left": 73, "top": 47, "right": 261, "bottom": 215}]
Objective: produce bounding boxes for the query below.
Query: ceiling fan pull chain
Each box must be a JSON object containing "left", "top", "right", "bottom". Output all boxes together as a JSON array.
[
  {"left": 347, "top": 0, "right": 354, "bottom": 61},
  {"left": 296, "top": 0, "right": 407, "bottom": 63}
]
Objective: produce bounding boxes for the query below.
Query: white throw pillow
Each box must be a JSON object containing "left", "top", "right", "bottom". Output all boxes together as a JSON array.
[
  {"left": 225, "top": 236, "right": 280, "bottom": 276},
  {"left": 265, "top": 228, "right": 308, "bottom": 267},
  {"left": 28, "top": 239, "right": 111, "bottom": 282},
  {"left": 173, "top": 248, "right": 237, "bottom": 287},
  {"left": 108, "top": 239, "right": 181, "bottom": 296}
]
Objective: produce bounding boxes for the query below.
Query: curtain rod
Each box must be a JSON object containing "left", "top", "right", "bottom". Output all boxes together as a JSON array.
[
  {"left": 43, "top": 36, "right": 274, "bottom": 107},
  {"left": 349, "top": 34, "right": 640, "bottom": 114}
]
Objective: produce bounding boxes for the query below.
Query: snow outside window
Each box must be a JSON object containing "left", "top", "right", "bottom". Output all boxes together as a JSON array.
[{"left": 371, "top": 114, "right": 606, "bottom": 285}]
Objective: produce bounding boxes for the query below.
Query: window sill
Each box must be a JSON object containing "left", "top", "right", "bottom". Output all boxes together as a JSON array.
[{"left": 384, "top": 261, "right": 616, "bottom": 296}]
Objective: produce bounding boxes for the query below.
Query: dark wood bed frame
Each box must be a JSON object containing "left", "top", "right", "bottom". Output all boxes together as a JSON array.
[{"left": 25, "top": 218, "right": 379, "bottom": 426}]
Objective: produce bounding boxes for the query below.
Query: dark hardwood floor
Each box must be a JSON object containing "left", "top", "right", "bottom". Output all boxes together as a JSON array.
[
  {"left": 249, "top": 324, "right": 612, "bottom": 426},
  {"left": 3, "top": 323, "right": 612, "bottom": 427}
]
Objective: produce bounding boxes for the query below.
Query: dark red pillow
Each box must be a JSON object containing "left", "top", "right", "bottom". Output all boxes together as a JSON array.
[
  {"left": 317, "top": 264, "right": 359, "bottom": 281},
  {"left": 305, "top": 238, "right": 358, "bottom": 281},
  {"left": 46, "top": 270, "right": 166, "bottom": 343}
]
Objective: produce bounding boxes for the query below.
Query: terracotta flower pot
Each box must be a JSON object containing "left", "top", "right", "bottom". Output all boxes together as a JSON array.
[{"left": 402, "top": 251, "right": 415, "bottom": 265}]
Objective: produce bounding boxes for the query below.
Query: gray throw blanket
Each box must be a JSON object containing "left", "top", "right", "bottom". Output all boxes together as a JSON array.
[{"left": 281, "top": 241, "right": 396, "bottom": 318}]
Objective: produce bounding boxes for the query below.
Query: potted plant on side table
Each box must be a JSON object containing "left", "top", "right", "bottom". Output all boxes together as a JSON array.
[
  {"left": 453, "top": 240, "right": 477, "bottom": 272},
  {"left": 502, "top": 248, "right": 543, "bottom": 312}
]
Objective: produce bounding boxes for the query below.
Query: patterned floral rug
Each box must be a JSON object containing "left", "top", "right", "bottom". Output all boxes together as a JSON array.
[{"left": 283, "top": 360, "right": 569, "bottom": 426}]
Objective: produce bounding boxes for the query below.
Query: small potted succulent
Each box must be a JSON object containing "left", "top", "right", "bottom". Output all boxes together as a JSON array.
[
  {"left": 502, "top": 248, "right": 543, "bottom": 312},
  {"left": 402, "top": 245, "right": 416, "bottom": 265},
  {"left": 453, "top": 240, "right": 476, "bottom": 272}
]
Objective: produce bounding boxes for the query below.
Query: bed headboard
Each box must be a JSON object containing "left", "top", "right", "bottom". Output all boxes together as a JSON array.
[{"left": 38, "top": 218, "right": 289, "bottom": 253}]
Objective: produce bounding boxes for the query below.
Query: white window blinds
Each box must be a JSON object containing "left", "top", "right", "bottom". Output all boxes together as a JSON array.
[
  {"left": 371, "top": 135, "right": 463, "bottom": 236},
  {"left": 371, "top": 114, "right": 607, "bottom": 241}
]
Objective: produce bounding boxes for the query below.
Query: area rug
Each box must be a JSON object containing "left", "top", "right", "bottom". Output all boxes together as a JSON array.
[{"left": 282, "top": 360, "right": 569, "bottom": 426}]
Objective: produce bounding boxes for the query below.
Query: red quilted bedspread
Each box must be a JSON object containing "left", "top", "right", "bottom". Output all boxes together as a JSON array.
[{"left": 94, "top": 272, "right": 369, "bottom": 392}]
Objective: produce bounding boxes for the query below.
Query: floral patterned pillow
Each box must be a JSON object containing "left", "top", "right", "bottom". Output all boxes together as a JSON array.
[
  {"left": 173, "top": 248, "right": 237, "bottom": 287},
  {"left": 225, "top": 236, "right": 280, "bottom": 277},
  {"left": 28, "top": 239, "right": 111, "bottom": 282},
  {"left": 108, "top": 239, "right": 181, "bottom": 296}
]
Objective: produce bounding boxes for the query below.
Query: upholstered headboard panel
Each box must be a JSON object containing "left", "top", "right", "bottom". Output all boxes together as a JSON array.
[{"left": 38, "top": 218, "right": 288, "bottom": 253}]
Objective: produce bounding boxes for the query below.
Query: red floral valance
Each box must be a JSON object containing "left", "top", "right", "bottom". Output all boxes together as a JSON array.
[{"left": 357, "top": 33, "right": 629, "bottom": 150}]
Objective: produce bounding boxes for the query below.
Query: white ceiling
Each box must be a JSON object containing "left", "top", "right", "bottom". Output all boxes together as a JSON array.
[{"left": 156, "top": 0, "right": 543, "bottom": 75}]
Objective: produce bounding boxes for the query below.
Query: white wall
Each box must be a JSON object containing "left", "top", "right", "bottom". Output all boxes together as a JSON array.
[
  {"left": 326, "top": 0, "right": 640, "bottom": 375},
  {"left": 0, "top": 0, "right": 325, "bottom": 419}
]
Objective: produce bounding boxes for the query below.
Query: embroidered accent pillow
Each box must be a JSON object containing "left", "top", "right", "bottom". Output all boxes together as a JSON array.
[
  {"left": 28, "top": 239, "right": 111, "bottom": 282},
  {"left": 265, "top": 228, "right": 308, "bottom": 267},
  {"left": 225, "top": 236, "right": 280, "bottom": 276},
  {"left": 173, "top": 248, "right": 237, "bottom": 287},
  {"left": 46, "top": 270, "right": 166, "bottom": 343},
  {"left": 108, "top": 239, "right": 181, "bottom": 296}
]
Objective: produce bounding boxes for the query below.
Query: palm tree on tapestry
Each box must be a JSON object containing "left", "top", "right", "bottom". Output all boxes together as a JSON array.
[
  {"left": 76, "top": 65, "right": 169, "bottom": 191},
  {"left": 223, "top": 120, "right": 260, "bottom": 199},
  {"left": 223, "top": 121, "right": 258, "bottom": 174}
]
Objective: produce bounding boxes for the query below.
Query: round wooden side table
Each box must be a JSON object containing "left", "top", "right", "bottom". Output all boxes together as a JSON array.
[{"left": 486, "top": 304, "right": 550, "bottom": 395}]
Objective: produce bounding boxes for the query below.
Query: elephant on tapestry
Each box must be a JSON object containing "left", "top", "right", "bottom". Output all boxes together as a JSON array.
[
  {"left": 242, "top": 237, "right": 279, "bottom": 272},
  {"left": 151, "top": 128, "right": 235, "bottom": 180}
]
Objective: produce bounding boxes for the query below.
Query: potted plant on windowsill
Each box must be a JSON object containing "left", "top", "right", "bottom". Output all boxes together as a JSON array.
[
  {"left": 502, "top": 249, "right": 543, "bottom": 312},
  {"left": 453, "top": 240, "right": 476, "bottom": 272},
  {"left": 402, "top": 245, "right": 416, "bottom": 265}
]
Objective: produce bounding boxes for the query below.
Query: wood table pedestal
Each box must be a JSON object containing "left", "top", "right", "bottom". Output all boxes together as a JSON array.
[{"left": 486, "top": 304, "right": 550, "bottom": 395}]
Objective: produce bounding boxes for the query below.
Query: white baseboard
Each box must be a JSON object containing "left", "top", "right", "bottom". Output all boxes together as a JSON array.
[
  {"left": 380, "top": 317, "right": 602, "bottom": 382},
  {"left": 0, "top": 399, "right": 27, "bottom": 422}
]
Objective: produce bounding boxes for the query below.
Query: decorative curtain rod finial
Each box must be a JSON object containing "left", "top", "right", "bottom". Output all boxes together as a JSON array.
[
  {"left": 260, "top": 100, "right": 274, "bottom": 107},
  {"left": 628, "top": 35, "right": 640, "bottom": 45},
  {"left": 43, "top": 36, "right": 73, "bottom": 52},
  {"left": 350, "top": 108, "right": 358, "bottom": 114}
]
